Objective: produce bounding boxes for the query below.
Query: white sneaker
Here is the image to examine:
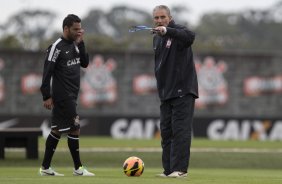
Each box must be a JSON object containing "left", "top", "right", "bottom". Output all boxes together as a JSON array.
[
  {"left": 167, "top": 171, "right": 187, "bottom": 178},
  {"left": 39, "top": 167, "right": 64, "bottom": 176},
  {"left": 73, "top": 166, "right": 95, "bottom": 176}
]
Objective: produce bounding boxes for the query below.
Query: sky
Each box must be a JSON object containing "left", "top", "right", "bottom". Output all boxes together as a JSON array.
[{"left": 0, "top": 0, "right": 280, "bottom": 29}]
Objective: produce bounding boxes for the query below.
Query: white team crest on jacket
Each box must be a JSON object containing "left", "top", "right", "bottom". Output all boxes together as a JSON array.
[{"left": 166, "top": 38, "right": 172, "bottom": 48}]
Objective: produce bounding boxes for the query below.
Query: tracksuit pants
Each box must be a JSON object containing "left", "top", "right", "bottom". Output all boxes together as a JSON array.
[{"left": 160, "top": 94, "right": 195, "bottom": 174}]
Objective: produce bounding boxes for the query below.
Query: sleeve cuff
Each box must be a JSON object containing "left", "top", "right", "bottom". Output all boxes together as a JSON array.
[{"left": 43, "top": 95, "right": 51, "bottom": 101}]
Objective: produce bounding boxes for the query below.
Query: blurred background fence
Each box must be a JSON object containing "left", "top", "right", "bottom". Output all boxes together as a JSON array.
[
  {"left": 1, "top": 1, "right": 282, "bottom": 141},
  {"left": 0, "top": 49, "right": 281, "bottom": 140}
]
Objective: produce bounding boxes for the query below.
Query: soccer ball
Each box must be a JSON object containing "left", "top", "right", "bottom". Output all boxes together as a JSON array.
[{"left": 123, "top": 156, "right": 144, "bottom": 177}]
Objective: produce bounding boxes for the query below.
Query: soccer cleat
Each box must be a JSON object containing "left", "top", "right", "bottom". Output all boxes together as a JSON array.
[
  {"left": 39, "top": 167, "right": 64, "bottom": 176},
  {"left": 167, "top": 171, "right": 187, "bottom": 178},
  {"left": 73, "top": 166, "right": 95, "bottom": 176}
]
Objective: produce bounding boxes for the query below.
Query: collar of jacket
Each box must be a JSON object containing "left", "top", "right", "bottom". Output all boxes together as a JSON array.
[
  {"left": 167, "top": 20, "right": 176, "bottom": 28},
  {"left": 61, "top": 36, "right": 73, "bottom": 44}
]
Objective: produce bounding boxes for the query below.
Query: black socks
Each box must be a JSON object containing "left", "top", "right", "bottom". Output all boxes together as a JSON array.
[
  {"left": 68, "top": 134, "right": 82, "bottom": 170},
  {"left": 42, "top": 132, "right": 60, "bottom": 169}
]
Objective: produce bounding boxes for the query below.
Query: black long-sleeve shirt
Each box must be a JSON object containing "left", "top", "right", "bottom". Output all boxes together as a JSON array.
[
  {"left": 40, "top": 37, "right": 89, "bottom": 102},
  {"left": 153, "top": 20, "right": 198, "bottom": 101}
]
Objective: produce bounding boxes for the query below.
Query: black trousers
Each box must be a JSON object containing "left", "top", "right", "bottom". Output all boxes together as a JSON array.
[{"left": 160, "top": 94, "right": 195, "bottom": 174}]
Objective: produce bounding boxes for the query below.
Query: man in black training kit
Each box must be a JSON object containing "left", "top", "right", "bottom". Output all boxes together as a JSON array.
[
  {"left": 152, "top": 5, "right": 198, "bottom": 178},
  {"left": 39, "top": 14, "right": 94, "bottom": 176}
]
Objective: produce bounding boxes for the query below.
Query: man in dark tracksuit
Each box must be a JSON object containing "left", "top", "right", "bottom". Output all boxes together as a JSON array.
[
  {"left": 39, "top": 14, "right": 94, "bottom": 176},
  {"left": 153, "top": 5, "right": 198, "bottom": 178}
]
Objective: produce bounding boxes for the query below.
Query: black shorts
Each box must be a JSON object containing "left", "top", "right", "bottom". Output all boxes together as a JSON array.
[{"left": 51, "top": 99, "right": 80, "bottom": 133}]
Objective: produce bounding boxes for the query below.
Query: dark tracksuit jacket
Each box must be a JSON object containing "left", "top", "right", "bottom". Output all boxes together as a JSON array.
[
  {"left": 153, "top": 20, "right": 198, "bottom": 101},
  {"left": 40, "top": 37, "right": 89, "bottom": 102},
  {"left": 153, "top": 20, "right": 198, "bottom": 173}
]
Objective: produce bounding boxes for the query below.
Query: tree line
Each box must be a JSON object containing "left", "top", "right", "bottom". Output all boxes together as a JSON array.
[{"left": 0, "top": 1, "right": 282, "bottom": 52}]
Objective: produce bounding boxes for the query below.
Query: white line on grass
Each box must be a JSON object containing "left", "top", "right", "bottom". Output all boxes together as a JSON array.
[{"left": 5, "top": 147, "right": 282, "bottom": 153}]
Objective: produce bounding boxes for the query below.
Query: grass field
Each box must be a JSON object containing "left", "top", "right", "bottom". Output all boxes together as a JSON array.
[
  {"left": 0, "top": 137, "right": 282, "bottom": 184},
  {"left": 0, "top": 168, "right": 281, "bottom": 184}
]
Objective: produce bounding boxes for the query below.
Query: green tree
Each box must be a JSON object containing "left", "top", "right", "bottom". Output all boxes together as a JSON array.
[
  {"left": 0, "top": 10, "right": 56, "bottom": 50},
  {"left": 195, "top": 0, "right": 282, "bottom": 52},
  {"left": 0, "top": 35, "right": 22, "bottom": 50},
  {"left": 82, "top": 6, "right": 154, "bottom": 50}
]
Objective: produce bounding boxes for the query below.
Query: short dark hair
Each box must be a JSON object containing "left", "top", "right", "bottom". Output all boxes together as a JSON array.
[{"left": 62, "top": 14, "right": 81, "bottom": 30}]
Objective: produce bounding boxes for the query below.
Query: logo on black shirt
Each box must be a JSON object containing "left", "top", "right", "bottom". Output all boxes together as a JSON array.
[
  {"left": 67, "top": 58, "right": 80, "bottom": 66},
  {"left": 52, "top": 49, "right": 61, "bottom": 62}
]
